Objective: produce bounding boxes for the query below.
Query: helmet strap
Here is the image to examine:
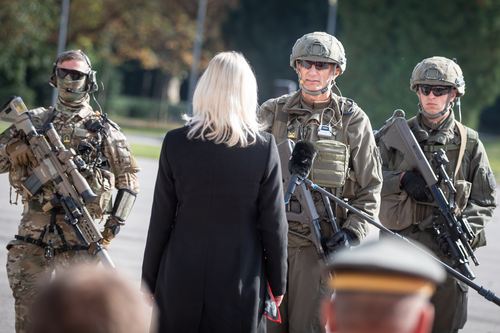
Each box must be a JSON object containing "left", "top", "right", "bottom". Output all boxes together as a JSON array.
[
  {"left": 298, "top": 64, "right": 336, "bottom": 96},
  {"left": 418, "top": 90, "right": 454, "bottom": 119}
]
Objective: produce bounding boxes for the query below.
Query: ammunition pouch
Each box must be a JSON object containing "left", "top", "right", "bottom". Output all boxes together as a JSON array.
[
  {"left": 311, "top": 140, "right": 350, "bottom": 188},
  {"left": 86, "top": 168, "right": 115, "bottom": 216},
  {"left": 454, "top": 180, "right": 471, "bottom": 215}
]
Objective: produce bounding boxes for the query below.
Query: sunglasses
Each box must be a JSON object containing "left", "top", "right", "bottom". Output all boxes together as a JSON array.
[
  {"left": 418, "top": 85, "right": 452, "bottom": 97},
  {"left": 56, "top": 68, "right": 89, "bottom": 81},
  {"left": 300, "top": 60, "right": 330, "bottom": 70}
]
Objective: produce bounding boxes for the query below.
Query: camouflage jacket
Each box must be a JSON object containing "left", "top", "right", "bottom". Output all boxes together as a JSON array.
[
  {"left": 379, "top": 111, "right": 497, "bottom": 247},
  {"left": 0, "top": 103, "right": 140, "bottom": 227},
  {"left": 258, "top": 90, "right": 382, "bottom": 246}
]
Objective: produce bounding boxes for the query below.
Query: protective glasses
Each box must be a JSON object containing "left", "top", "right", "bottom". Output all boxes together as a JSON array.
[
  {"left": 300, "top": 60, "right": 330, "bottom": 70},
  {"left": 56, "top": 68, "right": 89, "bottom": 81},
  {"left": 418, "top": 85, "right": 452, "bottom": 97}
]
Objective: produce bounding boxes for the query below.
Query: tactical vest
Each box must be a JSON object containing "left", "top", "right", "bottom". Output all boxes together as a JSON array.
[
  {"left": 8, "top": 107, "right": 114, "bottom": 217},
  {"left": 271, "top": 95, "right": 355, "bottom": 189}
]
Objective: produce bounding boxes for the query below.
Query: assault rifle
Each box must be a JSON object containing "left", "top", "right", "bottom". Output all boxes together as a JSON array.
[
  {"left": 277, "top": 140, "right": 343, "bottom": 265},
  {"left": 381, "top": 115, "right": 477, "bottom": 280},
  {"left": 280, "top": 134, "right": 500, "bottom": 307},
  {"left": 0, "top": 96, "right": 115, "bottom": 270}
]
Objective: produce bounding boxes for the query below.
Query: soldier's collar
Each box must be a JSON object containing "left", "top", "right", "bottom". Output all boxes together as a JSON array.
[
  {"left": 55, "top": 97, "right": 94, "bottom": 120},
  {"left": 300, "top": 94, "right": 331, "bottom": 111},
  {"left": 414, "top": 112, "right": 455, "bottom": 145},
  {"left": 282, "top": 90, "right": 336, "bottom": 115}
]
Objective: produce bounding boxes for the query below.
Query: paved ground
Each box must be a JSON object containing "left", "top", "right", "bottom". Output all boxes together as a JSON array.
[{"left": 0, "top": 156, "right": 498, "bottom": 332}]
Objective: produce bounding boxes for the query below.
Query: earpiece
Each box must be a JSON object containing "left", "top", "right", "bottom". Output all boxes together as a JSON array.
[{"left": 48, "top": 50, "right": 98, "bottom": 93}]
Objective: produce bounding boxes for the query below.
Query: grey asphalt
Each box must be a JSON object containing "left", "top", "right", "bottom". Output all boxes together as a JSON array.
[{"left": 0, "top": 156, "right": 498, "bottom": 332}]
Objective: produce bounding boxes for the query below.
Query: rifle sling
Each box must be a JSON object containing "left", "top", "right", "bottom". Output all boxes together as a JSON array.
[{"left": 14, "top": 208, "right": 90, "bottom": 255}]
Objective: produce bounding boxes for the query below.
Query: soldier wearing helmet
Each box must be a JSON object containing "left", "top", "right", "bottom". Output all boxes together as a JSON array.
[
  {"left": 378, "top": 56, "right": 497, "bottom": 333},
  {"left": 0, "top": 50, "right": 141, "bottom": 333},
  {"left": 259, "top": 32, "right": 382, "bottom": 333}
]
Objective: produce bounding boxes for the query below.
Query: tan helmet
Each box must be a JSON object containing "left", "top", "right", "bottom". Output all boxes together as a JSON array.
[
  {"left": 410, "top": 56, "right": 465, "bottom": 97},
  {"left": 290, "top": 31, "right": 347, "bottom": 74}
]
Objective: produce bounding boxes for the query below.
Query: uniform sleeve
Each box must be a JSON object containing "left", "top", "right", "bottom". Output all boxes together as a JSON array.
[
  {"left": 104, "top": 127, "right": 141, "bottom": 193},
  {"left": 258, "top": 135, "right": 288, "bottom": 296},
  {"left": 379, "top": 139, "right": 404, "bottom": 196},
  {"left": 258, "top": 99, "right": 278, "bottom": 134},
  {"left": 141, "top": 133, "right": 178, "bottom": 293},
  {"left": 343, "top": 110, "right": 383, "bottom": 241},
  {"left": 462, "top": 139, "right": 498, "bottom": 236},
  {"left": 0, "top": 125, "right": 18, "bottom": 173}
]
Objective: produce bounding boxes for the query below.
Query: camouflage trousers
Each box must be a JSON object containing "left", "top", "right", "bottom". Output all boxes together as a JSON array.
[{"left": 6, "top": 208, "right": 97, "bottom": 333}]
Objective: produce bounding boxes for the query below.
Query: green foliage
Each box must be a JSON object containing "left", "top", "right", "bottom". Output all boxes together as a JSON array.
[
  {"left": 225, "top": 0, "right": 500, "bottom": 130},
  {"left": 105, "top": 95, "right": 188, "bottom": 122},
  {"left": 0, "top": 0, "right": 59, "bottom": 107},
  {"left": 223, "top": 0, "right": 329, "bottom": 103},
  {"left": 128, "top": 143, "right": 161, "bottom": 160},
  {"left": 339, "top": 0, "right": 500, "bottom": 129}
]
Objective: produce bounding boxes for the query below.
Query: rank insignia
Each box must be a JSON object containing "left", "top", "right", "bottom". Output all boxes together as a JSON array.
[
  {"left": 62, "top": 133, "right": 71, "bottom": 144},
  {"left": 287, "top": 125, "right": 297, "bottom": 139}
]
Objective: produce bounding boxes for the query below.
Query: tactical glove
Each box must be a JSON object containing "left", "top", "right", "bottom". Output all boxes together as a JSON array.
[
  {"left": 401, "top": 171, "right": 433, "bottom": 202},
  {"left": 325, "top": 229, "right": 359, "bottom": 252},
  {"left": 101, "top": 219, "right": 121, "bottom": 250},
  {"left": 6, "top": 140, "right": 36, "bottom": 167}
]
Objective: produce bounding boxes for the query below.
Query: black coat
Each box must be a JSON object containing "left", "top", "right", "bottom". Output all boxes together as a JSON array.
[{"left": 142, "top": 127, "right": 288, "bottom": 333}]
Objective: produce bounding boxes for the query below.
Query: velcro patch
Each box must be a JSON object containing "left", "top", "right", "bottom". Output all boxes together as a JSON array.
[{"left": 488, "top": 172, "right": 497, "bottom": 190}]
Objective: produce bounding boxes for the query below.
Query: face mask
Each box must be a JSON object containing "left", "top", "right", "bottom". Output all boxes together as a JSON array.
[{"left": 56, "top": 76, "right": 87, "bottom": 102}]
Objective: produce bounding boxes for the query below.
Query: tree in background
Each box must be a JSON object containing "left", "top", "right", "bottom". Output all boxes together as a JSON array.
[
  {"left": 339, "top": 0, "right": 500, "bottom": 129},
  {"left": 224, "top": 0, "right": 500, "bottom": 129},
  {"left": 223, "top": 0, "right": 330, "bottom": 105},
  {"left": 0, "top": 0, "right": 237, "bottom": 112},
  {"left": 0, "top": 0, "right": 59, "bottom": 106}
]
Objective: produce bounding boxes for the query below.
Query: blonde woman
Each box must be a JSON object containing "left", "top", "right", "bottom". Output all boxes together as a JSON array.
[{"left": 141, "top": 52, "right": 288, "bottom": 333}]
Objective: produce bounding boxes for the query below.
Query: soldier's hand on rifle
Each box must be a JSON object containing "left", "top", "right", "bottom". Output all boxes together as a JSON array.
[
  {"left": 326, "top": 229, "right": 359, "bottom": 252},
  {"left": 6, "top": 140, "right": 36, "bottom": 167},
  {"left": 400, "top": 170, "right": 433, "bottom": 202}
]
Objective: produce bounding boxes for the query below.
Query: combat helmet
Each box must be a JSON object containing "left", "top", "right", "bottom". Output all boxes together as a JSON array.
[
  {"left": 410, "top": 56, "right": 465, "bottom": 97},
  {"left": 410, "top": 56, "right": 465, "bottom": 120},
  {"left": 290, "top": 32, "right": 346, "bottom": 74},
  {"left": 290, "top": 32, "right": 346, "bottom": 96}
]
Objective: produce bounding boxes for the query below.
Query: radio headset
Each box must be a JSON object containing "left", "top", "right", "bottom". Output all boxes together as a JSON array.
[{"left": 49, "top": 50, "right": 98, "bottom": 94}]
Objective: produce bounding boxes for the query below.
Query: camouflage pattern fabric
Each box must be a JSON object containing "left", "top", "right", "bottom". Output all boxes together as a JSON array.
[
  {"left": 0, "top": 96, "right": 140, "bottom": 333},
  {"left": 6, "top": 210, "right": 96, "bottom": 333}
]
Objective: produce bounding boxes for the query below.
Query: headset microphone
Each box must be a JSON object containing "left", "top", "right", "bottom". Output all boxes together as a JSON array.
[{"left": 66, "top": 87, "right": 91, "bottom": 94}]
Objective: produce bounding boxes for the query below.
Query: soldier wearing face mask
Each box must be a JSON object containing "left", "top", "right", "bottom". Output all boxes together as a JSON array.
[{"left": 0, "top": 50, "right": 141, "bottom": 333}]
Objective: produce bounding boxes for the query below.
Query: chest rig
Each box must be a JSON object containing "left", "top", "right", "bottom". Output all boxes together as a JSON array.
[
  {"left": 13, "top": 108, "right": 115, "bottom": 258},
  {"left": 272, "top": 95, "right": 354, "bottom": 190}
]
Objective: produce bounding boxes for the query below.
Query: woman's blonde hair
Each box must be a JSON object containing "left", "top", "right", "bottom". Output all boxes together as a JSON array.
[{"left": 183, "top": 51, "right": 264, "bottom": 147}]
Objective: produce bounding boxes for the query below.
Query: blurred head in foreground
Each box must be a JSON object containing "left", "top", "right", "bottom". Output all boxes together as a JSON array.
[
  {"left": 29, "top": 266, "right": 151, "bottom": 333},
  {"left": 321, "top": 239, "right": 446, "bottom": 333}
]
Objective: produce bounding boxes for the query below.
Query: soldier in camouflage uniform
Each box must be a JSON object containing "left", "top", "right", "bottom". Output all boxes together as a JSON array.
[
  {"left": 0, "top": 50, "right": 141, "bottom": 333},
  {"left": 259, "top": 32, "right": 382, "bottom": 333},
  {"left": 378, "top": 56, "right": 498, "bottom": 333}
]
